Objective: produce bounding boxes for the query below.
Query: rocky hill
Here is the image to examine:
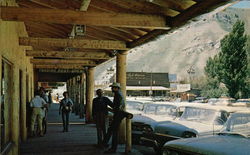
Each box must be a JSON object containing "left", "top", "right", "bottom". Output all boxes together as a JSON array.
[{"left": 95, "top": 1, "right": 250, "bottom": 83}]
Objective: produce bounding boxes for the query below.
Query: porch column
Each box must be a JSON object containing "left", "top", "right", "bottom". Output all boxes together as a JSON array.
[
  {"left": 66, "top": 79, "right": 70, "bottom": 94},
  {"left": 86, "top": 67, "right": 95, "bottom": 123},
  {"left": 33, "top": 69, "right": 39, "bottom": 90},
  {"left": 11, "top": 65, "right": 20, "bottom": 154},
  {"left": 116, "top": 51, "right": 131, "bottom": 152},
  {"left": 80, "top": 72, "right": 86, "bottom": 119},
  {"left": 76, "top": 75, "right": 81, "bottom": 116},
  {"left": 69, "top": 78, "right": 73, "bottom": 99},
  {"left": 72, "top": 76, "right": 77, "bottom": 114},
  {"left": 21, "top": 72, "right": 27, "bottom": 141}
]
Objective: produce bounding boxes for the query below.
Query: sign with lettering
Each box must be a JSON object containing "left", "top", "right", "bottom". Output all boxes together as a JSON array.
[{"left": 39, "top": 69, "right": 85, "bottom": 73}]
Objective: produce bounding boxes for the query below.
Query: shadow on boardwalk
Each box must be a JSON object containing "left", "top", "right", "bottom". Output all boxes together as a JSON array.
[{"left": 20, "top": 103, "right": 154, "bottom": 155}]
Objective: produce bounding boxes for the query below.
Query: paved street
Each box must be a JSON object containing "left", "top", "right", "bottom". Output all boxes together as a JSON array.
[{"left": 20, "top": 103, "right": 154, "bottom": 155}]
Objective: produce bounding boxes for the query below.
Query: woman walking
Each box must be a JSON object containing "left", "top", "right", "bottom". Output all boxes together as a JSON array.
[{"left": 59, "top": 91, "right": 73, "bottom": 132}]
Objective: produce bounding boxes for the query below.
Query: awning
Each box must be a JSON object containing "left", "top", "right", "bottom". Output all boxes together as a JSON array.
[{"left": 104, "top": 86, "right": 170, "bottom": 91}]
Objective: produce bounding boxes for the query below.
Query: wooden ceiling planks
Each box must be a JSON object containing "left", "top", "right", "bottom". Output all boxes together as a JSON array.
[
  {"left": 87, "top": 26, "right": 133, "bottom": 42},
  {"left": 0, "top": 0, "right": 230, "bottom": 70}
]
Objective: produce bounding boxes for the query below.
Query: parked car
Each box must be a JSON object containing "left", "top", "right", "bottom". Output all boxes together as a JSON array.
[
  {"left": 162, "top": 111, "right": 250, "bottom": 155},
  {"left": 132, "top": 102, "right": 188, "bottom": 144},
  {"left": 126, "top": 100, "right": 145, "bottom": 115},
  {"left": 141, "top": 104, "right": 243, "bottom": 153},
  {"left": 209, "top": 97, "right": 236, "bottom": 106},
  {"left": 107, "top": 100, "right": 145, "bottom": 125},
  {"left": 235, "top": 98, "right": 250, "bottom": 107}
]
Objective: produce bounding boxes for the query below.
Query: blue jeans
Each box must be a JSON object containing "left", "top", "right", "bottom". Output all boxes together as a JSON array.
[{"left": 62, "top": 111, "right": 70, "bottom": 131}]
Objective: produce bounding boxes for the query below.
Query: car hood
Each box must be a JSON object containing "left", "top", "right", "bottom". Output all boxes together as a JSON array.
[
  {"left": 127, "top": 109, "right": 142, "bottom": 115},
  {"left": 164, "top": 135, "right": 250, "bottom": 155},
  {"left": 132, "top": 114, "right": 176, "bottom": 128},
  {"left": 132, "top": 114, "right": 156, "bottom": 125},
  {"left": 155, "top": 120, "right": 222, "bottom": 136}
]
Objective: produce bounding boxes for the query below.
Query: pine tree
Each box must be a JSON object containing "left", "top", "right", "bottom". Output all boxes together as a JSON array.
[{"left": 218, "top": 20, "right": 247, "bottom": 98}]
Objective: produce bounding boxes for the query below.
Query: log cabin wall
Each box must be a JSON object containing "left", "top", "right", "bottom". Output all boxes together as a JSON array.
[{"left": 0, "top": 1, "right": 34, "bottom": 154}]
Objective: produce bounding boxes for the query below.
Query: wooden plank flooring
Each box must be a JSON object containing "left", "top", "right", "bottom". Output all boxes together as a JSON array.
[{"left": 20, "top": 103, "right": 153, "bottom": 155}]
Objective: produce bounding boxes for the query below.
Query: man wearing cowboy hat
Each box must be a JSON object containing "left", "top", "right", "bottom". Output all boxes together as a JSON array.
[{"left": 102, "top": 82, "right": 126, "bottom": 153}]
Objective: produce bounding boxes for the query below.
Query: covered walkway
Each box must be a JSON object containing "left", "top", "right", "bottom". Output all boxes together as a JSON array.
[
  {"left": 0, "top": 0, "right": 231, "bottom": 154},
  {"left": 20, "top": 103, "right": 153, "bottom": 155}
]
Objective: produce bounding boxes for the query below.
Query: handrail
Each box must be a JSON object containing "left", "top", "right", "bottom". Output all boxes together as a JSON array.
[{"left": 1, "top": 141, "right": 13, "bottom": 155}]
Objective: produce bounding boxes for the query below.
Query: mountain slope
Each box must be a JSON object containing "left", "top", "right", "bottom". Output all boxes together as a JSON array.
[{"left": 95, "top": 2, "right": 250, "bottom": 82}]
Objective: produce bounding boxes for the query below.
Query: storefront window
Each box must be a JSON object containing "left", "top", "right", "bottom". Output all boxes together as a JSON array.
[{"left": 0, "top": 59, "right": 12, "bottom": 151}]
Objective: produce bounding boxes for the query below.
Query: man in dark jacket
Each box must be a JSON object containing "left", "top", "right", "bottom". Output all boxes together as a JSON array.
[
  {"left": 102, "top": 82, "right": 130, "bottom": 153},
  {"left": 92, "top": 89, "right": 113, "bottom": 146}
]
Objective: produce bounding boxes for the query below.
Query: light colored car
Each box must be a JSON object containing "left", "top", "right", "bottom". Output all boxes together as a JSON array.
[
  {"left": 126, "top": 100, "right": 144, "bottom": 115},
  {"left": 209, "top": 97, "right": 236, "bottom": 106},
  {"left": 162, "top": 111, "right": 250, "bottom": 155},
  {"left": 107, "top": 100, "right": 145, "bottom": 125},
  {"left": 235, "top": 98, "right": 250, "bottom": 107},
  {"left": 142, "top": 104, "right": 244, "bottom": 152},
  {"left": 132, "top": 102, "right": 190, "bottom": 144}
]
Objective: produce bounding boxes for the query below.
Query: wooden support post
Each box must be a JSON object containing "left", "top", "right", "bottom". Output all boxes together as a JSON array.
[
  {"left": 72, "top": 77, "right": 77, "bottom": 114},
  {"left": 69, "top": 78, "right": 73, "bottom": 100},
  {"left": 33, "top": 69, "right": 39, "bottom": 90},
  {"left": 116, "top": 51, "right": 131, "bottom": 151},
  {"left": 21, "top": 72, "right": 27, "bottom": 141},
  {"left": 125, "top": 119, "right": 132, "bottom": 153},
  {"left": 80, "top": 73, "right": 86, "bottom": 119},
  {"left": 11, "top": 65, "right": 19, "bottom": 154},
  {"left": 86, "top": 67, "right": 94, "bottom": 123},
  {"left": 76, "top": 76, "right": 81, "bottom": 116},
  {"left": 66, "top": 80, "right": 70, "bottom": 95}
]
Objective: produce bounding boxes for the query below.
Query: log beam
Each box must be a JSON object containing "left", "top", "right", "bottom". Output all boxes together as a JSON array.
[
  {"left": 0, "top": 6, "right": 168, "bottom": 29},
  {"left": 34, "top": 64, "right": 86, "bottom": 69},
  {"left": 170, "top": 0, "right": 229, "bottom": 27},
  {"left": 80, "top": 0, "right": 91, "bottom": 11},
  {"left": 26, "top": 50, "right": 111, "bottom": 59},
  {"left": 19, "top": 37, "right": 128, "bottom": 50},
  {"left": 31, "top": 59, "right": 97, "bottom": 66}
]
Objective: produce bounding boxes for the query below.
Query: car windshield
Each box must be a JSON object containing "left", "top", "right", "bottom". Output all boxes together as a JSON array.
[
  {"left": 221, "top": 113, "right": 250, "bottom": 138},
  {"left": 127, "top": 101, "right": 143, "bottom": 111},
  {"left": 144, "top": 104, "right": 157, "bottom": 114},
  {"left": 180, "top": 107, "right": 218, "bottom": 124},
  {"left": 156, "top": 105, "right": 177, "bottom": 117}
]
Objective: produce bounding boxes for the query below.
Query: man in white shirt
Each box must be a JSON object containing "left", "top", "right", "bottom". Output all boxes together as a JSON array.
[{"left": 30, "top": 91, "right": 47, "bottom": 137}]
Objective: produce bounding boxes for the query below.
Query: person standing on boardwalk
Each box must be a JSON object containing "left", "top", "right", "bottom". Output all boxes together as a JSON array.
[
  {"left": 39, "top": 87, "right": 49, "bottom": 135},
  {"left": 30, "top": 90, "right": 47, "bottom": 137},
  {"left": 59, "top": 91, "right": 73, "bottom": 132},
  {"left": 102, "top": 82, "right": 131, "bottom": 153},
  {"left": 92, "top": 89, "right": 113, "bottom": 146}
]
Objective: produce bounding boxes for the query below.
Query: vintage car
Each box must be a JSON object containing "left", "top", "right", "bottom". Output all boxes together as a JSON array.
[
  {"left": 108, "top": 100, "right": 145, "bottom": 125},
  {"left": 126, "top": 100, "right": 145, "bottom": 114},
  {"left": 208, "top": 97, "right": 236, "bottom": 106},
  {"left": 162, "top": 111, "right": 250, "bottom": 155},
  {"left": 141, "top": 104, "right": 244, "bottom": 152},
  {"left": 132, "top": 102, "right": 189, "bottom": 144}
]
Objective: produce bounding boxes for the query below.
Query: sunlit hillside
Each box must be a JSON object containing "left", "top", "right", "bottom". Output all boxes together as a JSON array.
[{"left": 95, "top": 1, "right": 250, "bottom": 83}]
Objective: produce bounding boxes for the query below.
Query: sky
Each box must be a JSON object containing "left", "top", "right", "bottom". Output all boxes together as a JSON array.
[{"left": 231, "top": 1, "right": 250, "bottom": 9}]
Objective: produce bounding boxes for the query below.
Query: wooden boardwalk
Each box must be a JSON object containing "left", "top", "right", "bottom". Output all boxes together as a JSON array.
[{"left": 20, "top": 103, "right": 154, "bottom": 155}]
